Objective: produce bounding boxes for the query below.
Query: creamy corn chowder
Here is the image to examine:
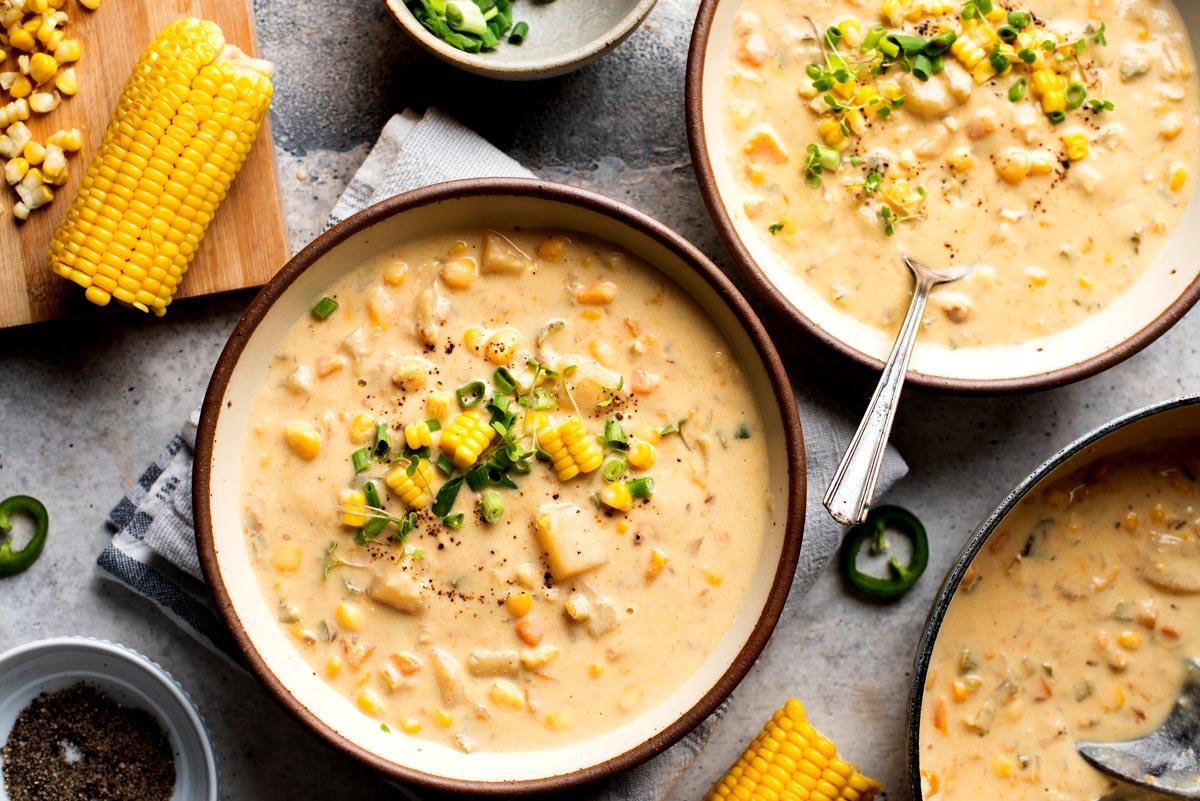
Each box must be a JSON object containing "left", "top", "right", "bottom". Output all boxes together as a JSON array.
[
  {"left": 920, "top": 439, "right": 1200, "bottom": 800},
  {"left": 240, "top": 229, "right": 770, "bottom": 753},
  {"left": 724, "top": 0, "right": 1199, "bottom": 348}
]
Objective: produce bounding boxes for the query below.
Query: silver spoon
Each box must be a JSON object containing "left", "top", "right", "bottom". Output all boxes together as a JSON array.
[
  {"left": 823, "top": 255, "right": 968, "bottom": 525},
  {"left": 1078, "top": 657, "right": 1200, "bottom": 801}
]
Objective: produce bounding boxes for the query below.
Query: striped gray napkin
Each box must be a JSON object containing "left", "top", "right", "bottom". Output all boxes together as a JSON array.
[{"left": 95, "top": 108, "right": 907, "bottom": 800}]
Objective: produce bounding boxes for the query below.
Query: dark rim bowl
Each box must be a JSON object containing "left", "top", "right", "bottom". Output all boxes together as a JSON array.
[
  {"left": 193, "top": 177, "right": 805, "bottom": 794},
  {"left": 904, "top": 393, "right": 1200, "bottom": 798},
  {"left": 685, "top": 0, "right": 1200, "bottom": 395}
]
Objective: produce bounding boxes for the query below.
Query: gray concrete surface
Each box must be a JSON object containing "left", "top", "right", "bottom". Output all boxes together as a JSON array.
[{"left": 2, "top": 0, "right": 1199, "bottom": 799}]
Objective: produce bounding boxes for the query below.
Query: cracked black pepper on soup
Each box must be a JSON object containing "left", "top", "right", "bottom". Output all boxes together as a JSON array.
[{"left": 1, "top": 683, "right": 175, "bottom": 801}]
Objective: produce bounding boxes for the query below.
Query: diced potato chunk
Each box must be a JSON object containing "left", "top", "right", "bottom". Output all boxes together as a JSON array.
[
  {"left": 467, "top": 649, "right": 520, "bottom": 677},
  {"left": 368, "top": 570, "right": 427, "bottom": 614},
  {"left": 430, "top": 646, "right": 469, "bottom": 708},
  {"left": 534, "top": 502, "right": 608, "bottom": 580},
  {"left": 481, "top": 230, "right": 532, "bottom": 274}
]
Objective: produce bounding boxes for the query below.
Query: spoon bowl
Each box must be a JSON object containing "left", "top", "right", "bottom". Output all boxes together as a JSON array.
[{"left": 1077, "top": 658, "right": 1200, "bottom": 801}]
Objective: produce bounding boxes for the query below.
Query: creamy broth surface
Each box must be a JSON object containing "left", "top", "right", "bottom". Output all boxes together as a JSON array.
[
  {"left": 239, "top": 229, "right": 769, "bottom": 753},
  {"left": 723, "top": 0, "right": 1200, "bottom": 347},
  {"left": 920, "top": 440, "right": 1200, "bottom": 800}
]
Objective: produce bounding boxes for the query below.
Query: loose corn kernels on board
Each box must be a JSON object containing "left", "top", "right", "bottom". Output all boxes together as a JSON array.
[
  {"left": 47, "top": 17, "right": 273, "bottom": 316},
  {"left": 705, "top": 699, "right": 882, "bottom": 801}
]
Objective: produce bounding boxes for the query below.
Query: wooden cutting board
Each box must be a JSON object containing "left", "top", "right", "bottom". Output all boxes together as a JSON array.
[{"left": 0, "top": 0, "right": 288, "bottom": 328}]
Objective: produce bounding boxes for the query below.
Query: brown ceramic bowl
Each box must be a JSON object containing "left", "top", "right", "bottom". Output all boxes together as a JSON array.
[
  {"left": 686, "top": 0, "right": 1200, "bottom": 394},
  {"left": 193, "top": 178, "right": 804, "bottom": 793}
]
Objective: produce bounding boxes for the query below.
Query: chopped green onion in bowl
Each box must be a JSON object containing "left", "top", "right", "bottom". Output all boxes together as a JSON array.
[{"left": 405, "top": 0, "right": 554, "bottom": 54}]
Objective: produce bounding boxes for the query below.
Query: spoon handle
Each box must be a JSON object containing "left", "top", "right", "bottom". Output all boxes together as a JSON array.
[{"left": 824, "top": 274, "right": 935, "bottom": 525}]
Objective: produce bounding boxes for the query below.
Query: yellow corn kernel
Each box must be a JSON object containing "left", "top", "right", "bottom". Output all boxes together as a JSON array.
[
  {"left": 994, "top": 755, "right": 1013, "bottom": 778},
  {"left": 746, "top": 164, "right": 766, "bottom": 185},
  {"left": 385, "top": 458, "right": 434, "bottom": 509},
  {"left": 404, "top": 420, "right": 433, "bottom": 449},
  {"left": 589, "top": 663, "right": 604, "bottom": 678},
  {"left": 634, "top": 426, "right": 661, "bottom": 445},
  {"left": 705, "top": 569, "right": 724, "bottom": 586},
  {"left": 542, "top": 417, "right": 603, "bottom": 480},
  {"left": 4, "top": 157, "right": 27, "bottom": 185},
  {"left": 349, "top": 414, "right": 375, "bottom": 443},
  {"left": 703, "top": 699, "right": 882, "bottom": 801},
  {"left": 47, "top": 18, "right": 274, "bottom": 315},
  {"left": 284, "top": 421, "right": 321, "bottom": 460},
  {"left": 1160, "top": 113, "right": 1184, "bottom": 140},
  {"left": 951, "top": 678, "right": 972, "bottom": 702},
  {"left": 271, "top": 542, "right": 302, "bottom": 573},
  {"left": 506, "top": 591, "right": 533, "bottom": 618},
  {"left": 434, "top": 709, "right": 454, "bottom": 728},
  {"left": 1169, "top": 163, "right": 1188, "bottom": 192},
  {"left": 881, "top": 0, "right": 905, "bottom": 26},
  {"left": 573, "top": 280, "right": 618, "bottom": 305},
  {"left": 1079, "top": 275, "right": 1094, "bottom": 289},
  {"left": 995, "top": 148, "right": 1030, "bottom": 185},
  {"left": 484, "top": 328, "right": 521, "bottom": 365},
  {"left": 1029, "top": 151, "right": 1055, "bottom": 176},
  {"left": 818, "top": 116, "right": 848, "bottom": 148},
  {"left": 600, "top": 481, "right": 633, "bottom": 512},
  {"left": 627, "top": 441, "right": 656, "bottom": 470},
  {"left": 357, "top": 689, "right": 384, "bottom": 716},
  {"left": 336, "top": 602, "right": 365, "bottom": 632},
  {"left": 383, "top": 261, "right": 408, "bottom": 286},
  {"left": 400, "top": 716, "right": 421, "bottom": 734},
  {"left": 326, "top": 656, "right": 343, "bottom": 678},
  {"left": 441, "top": 256, "right": 477, "bottom": 290},
  {"left": 440, "top": 409, "right": 496, "bottom": 469},
  {"left": 544, "top": 711, "right": 571, "bottom": 732},
  {"left": 9, "top": 27, "right": 34, "bottom": 52},
  {"left": 425, "top": 391, "right": 453, "bottom": 421},
  {"left": 537, "top": 234, "right": 571, "bottom": 261},
  {"left": 22, "top": 141, "right": 44, "bottom": 166},
  {"left": 648, "top": 548, "right": 669, "bottom": 578},
  {"left": 28, "top": 52, "right": 56, "bottom": 84},
  {"left": 489, "top": 680, "right": 525, "bottom": 711},
  {"left": 1063, "top": 131, "right": 1089, "bottom": 161},
  {"left": 9, "top": 74, "right": 32, "bottom": 99},
  {"left": 946, "top": 146, "right": 975, "bottom": 173},
  {"left": 78, "top": 0, "right": 102, "bottom": 8},
  {"left": 53, "top": 37, "right": 80, "bottom": 63},
  {"left": 1118, "top": 630, "right": 1143, "bottom": 650}
]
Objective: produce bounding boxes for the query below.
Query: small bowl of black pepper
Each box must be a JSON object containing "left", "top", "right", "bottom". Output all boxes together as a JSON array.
[{"left": 0, "top": 637, "right": 216, "bottom": 801}]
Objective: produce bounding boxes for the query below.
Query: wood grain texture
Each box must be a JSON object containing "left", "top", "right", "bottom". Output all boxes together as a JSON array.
[{"left": 0, "top": 0, "right": 288, "bottom": 328}]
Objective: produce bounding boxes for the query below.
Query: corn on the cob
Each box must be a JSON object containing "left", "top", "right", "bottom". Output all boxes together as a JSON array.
[
  {"left": 47, "top": 18, "right": 274, "bottom": 315},
  {"left": 385, "top": 459, "right": 435, "bottom": 509},
  {"left": 540, "top": 417, "right": 603, "bottom": 481},
  {"left": 704, "top": 699, "right": 882, "bottom": 801},
  {"left": 439, "top": 409, "right": 495, "bottom": 470},
  {"left": 404, "top": 420, "right": 434, "bottom": 450}
]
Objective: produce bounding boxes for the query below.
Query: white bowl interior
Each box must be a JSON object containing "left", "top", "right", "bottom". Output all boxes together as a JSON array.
[
  {"left": 386, "top": 0, "right": 656, "bottom": 78},
  {"left": 206, "top": 193, "right": 793, "bottom": 784},
  {"left": 698, "top": 1, "right": 1200, "bottom": 383},
  {"left": 0, "top": 638, "right": 216, "bottom": 801}
]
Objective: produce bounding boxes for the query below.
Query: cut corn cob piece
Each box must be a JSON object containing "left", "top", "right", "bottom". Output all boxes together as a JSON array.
[
  {"left": 47, "top": 18, "right": 275, "bottom": 315},
  {"left": 439, "top": 409, "right": 495, "bottom": 470},
  {"left": 404, "top": 420, "right": 434, "bottom": 450},
  {"left": 540, "top": 417, "right": 603, "bottom": 481},
  {"left": 704, "top": 699, "right": 882, "bottom": 801},
  {"left": 385, "top": 458, "right": 435, "bottom": 509}
]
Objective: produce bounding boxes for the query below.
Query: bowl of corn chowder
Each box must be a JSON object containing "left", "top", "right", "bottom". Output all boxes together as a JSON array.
[
  {"left": 688, "top": 0, "right": 1200, "bottom": 392},
  {"left": 193, "top": 179, "right": 804, "bottom": 792},
  {"left": 906, "top": 394, "right": 1200, "bottom": 800}
]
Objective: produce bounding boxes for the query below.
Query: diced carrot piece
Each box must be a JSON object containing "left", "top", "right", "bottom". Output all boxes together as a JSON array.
[
  {"left": 516, "top": 618, "right": 544, "bottom": 647},
  {"left": 630, "top": 368, "right": 659, "bottom": 395},
  {"left": 390, "top": 652, "right": 422, "bottom": 676},
  {"left": 316, "top": 354, "right": 344, "bottom": 378},
  {"left": 933, "top": 696, "right": 948, "bottom": 733},
  {"left": 342, "top": 635, "right": 375, "bottom": 670}
]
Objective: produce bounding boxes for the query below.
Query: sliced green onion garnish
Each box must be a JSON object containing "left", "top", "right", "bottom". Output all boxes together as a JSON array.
[
  {"left": 627, "top": 477, "right": 655, "bottom": 500},
  {"left": 510, "top": 458, "right": 531, "bottom": 475},
  {"left": 989, "top": 48, "right": 1010, "bottom": 73},
  {"left": 465, "top": 465, "right": 490, "bottom": 491},
  {"left": 456, "top": 380, "right": 487, "bottom": 408},
  {"left": 813, "top": 144, "right": 840, "bottom": 172},
  {"left": 1066, "top": 83, "right": 1086, "bottom": 109},
  {"left": 1018, "top": 48, "right": 1037, "bottom": 64},
  {"left": 372, "top": 421, "right": 391, "bottom": 461},
  {"left": 1007, "top": 10, "right": 1030, "bottom": 28},
  {"left": 435, "top": 454, "right": 455, "bottom": 476},
  {"left": 444, "top": 513, "right": 465, "bottom": 529},
  {"left": 996, "top": 25, "right": 1018, "bottom": 44},
  {"left": 493, "top": 367, "right": 517, "bottom": 394},
  {"left": 924, "top": 31, "right": 956, "bottom": 57},
  {"left": 351, "top": 448, "right": 371, "bottom": 473},
  {"left": 603, "top": 459, "right": 627, "bottom": 483},
  {"left": 912, "top": 53, "right": 933, "bottom": 82},
  {"left": 445, "top": 0, "right": 487, "bottom": 35},
  {"left": 604, "top": 417, "right": 628, "bottom": 450},
  {"left": 363, "top": 480, "right": 382, "bottom": 509},
  {"left": 861, "top": 25, "right": 886, "bottom": 52},
  {"left": 1049, "top": 109, "right": 1067, "bottom": 124},
  {"left": 1008, "top": 78, "right": 1027, "bottom": 102},
  {"left": 879, "top": 37, "right": 900, "bottom": 58},
  {"left": 426, "top": 419, "right": 441, "bottom": 432},
  {"left": 311, "top": 296, "right": 338, "bottom": 319},
  {"left": 508, "top": 21, "right": 529, "bottom": 44},
  {"left": 433, "top": 476, "right": 464, "bottom": 518},
  {"left": 806, "top": 63, "right": 823, "bottom": 80},
  {"left": 481, "top": 490, "right": 504, "bottom": 523},
  {"left": 888, "top": 34, "right": 928, "bottom": 54}
]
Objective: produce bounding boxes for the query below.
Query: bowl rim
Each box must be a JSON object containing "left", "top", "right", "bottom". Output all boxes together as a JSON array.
[
  {"left": 902, "top": 392, "right": 1200, "bottom": 797},
  {"left": 383, "top": 0, "right": 659, "bottom": 80},
  {"left": 684, "top": 0, "right": 1200, "bottom": 395},
  {"left": 192, "top": 176, "right": 806, "bottom": 794},
  {"left": 0, "top": 635, "right": 218, "bottom": 800}
]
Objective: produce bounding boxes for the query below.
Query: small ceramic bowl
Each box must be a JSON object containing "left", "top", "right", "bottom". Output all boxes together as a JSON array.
[
  {"left": 384, "top": 0, "right": 657, "bottom": 80},
  {"left": 193, "top": 177, "right": 805, "bottom": 793},
  {"left": 904, "top": 393, "right": 1200, "bottom": 797},
  {"left": 0, "top": 637, "right": 217, "bottom": 801},
  {"left": 686, "top": 0, "right": 1200, "bottom": 393}
]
